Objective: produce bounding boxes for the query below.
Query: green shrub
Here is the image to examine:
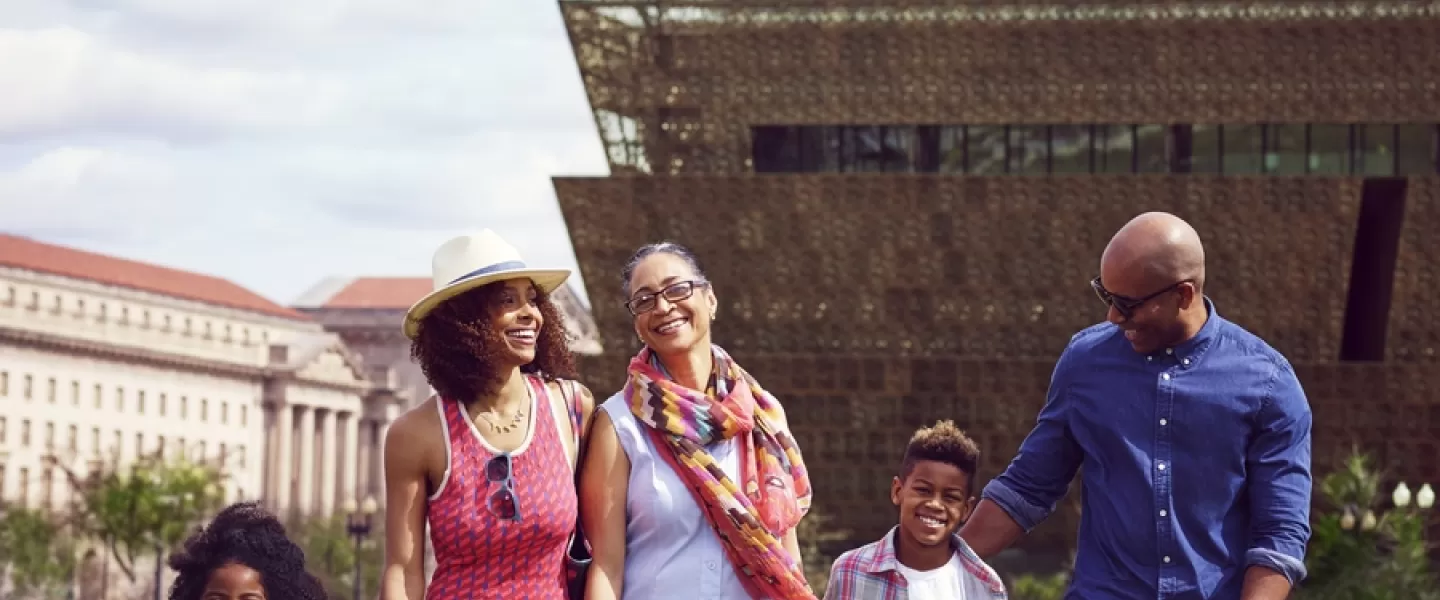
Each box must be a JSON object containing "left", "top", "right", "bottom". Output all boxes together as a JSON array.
[{"left": 1296, "top": 450, "right": 1439, "bottom": 600}]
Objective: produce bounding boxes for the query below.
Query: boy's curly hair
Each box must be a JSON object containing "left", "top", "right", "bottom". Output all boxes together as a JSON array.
[
  {"left": 410, "top": 280, "right": 577, "bottom": 404},
  {"left": 901, "top": 420, "right": 981, "bottom": 491},
  {"left": 167, "top": 502, "right": 326, "bottom": 600}
]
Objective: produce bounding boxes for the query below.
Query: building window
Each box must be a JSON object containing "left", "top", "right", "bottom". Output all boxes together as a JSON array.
[
  {"left": 67, "top": 425, "right": 77, "bottom": 452},
  {"left": 237, "top": 446, "right": 247, "bottom": 468},
  {"left": 112, "top": 430, "right": 122, "bottom": 456},
  {"left": 180, "top": 396, "right": 189, "bottom": 419},
  {"left": 142, "top": 310, "right": 151, "bottom": 328},
  {"left": 41, "top": 467, "right": 53, "bottom": 510},
  {"left": 46, "top": 377, "right": 56, "bottom": 403},
  {"left": 201, "top": 399, "right": 209, "bottom": 422},
  {"left": 21, "top": 419, "right": 31, "bottom": 447},
  {"left": 157, "top": 435, "right": 166, "bottom": 458},
  {"left": 90, "top": 427, "right": 100, "bottom": 456},
  {"left": 0, "top": 371, "right": 7, "bottom": 396},
  {"left": 159, "top": 393, "right": 168, "bottom": 416},
  {"left": 44, "top": 422, "right": 54, "bottom": 450},
  {"left": 120, "top": 306, "right": 130, "bottom": 325},
  {"left": 221, "top": 402, "right": 228, "bottom": 424},
  {"left": 749, "top": 123, "right": 1440, "bottom": 176},
  {"left": 137, "top": 391, "right": 146, "bottom": 415},
  {"left": 23, "top": 374, "right": 32, "bottom": 400},
  {"left": 116, "top": 387, "right": 124, "bottom": 412},
  {"left": 196, "top": 440, "right": 207, "bottom": 460},
  {"left": 163, "top": 314, "right": 172, "bottom": 331},
  {"left": 75, "top": 298, "right": 85, "bottom": 317},
  {"left": 18, "top": 468, "right": 29, "bottom": 507},
  {"left": 0, "top": 417, "right": 7, "bottom": 443},
  {"left": 98, "top": 303, "right": 107, "bottom": 322},
  {"left": 93, "top": 384, "right": 101, "bottom": 408},
  {"left": 135, "top": 433, "right": 144, "bottom": 457},
  {"left": 240, "top": 404, "right": 248, "bottom": 426},
  {"left": 70, "top": 381, "right": 79, "bottom": 405}
]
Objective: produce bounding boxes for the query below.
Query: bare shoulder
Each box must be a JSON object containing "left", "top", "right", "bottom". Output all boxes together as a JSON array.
[
  {"left": 546, "top": 379, "right": 600, "bottom": 428},
  {"left": 385, "top": 397, "right": 444, "bottom": 461}
]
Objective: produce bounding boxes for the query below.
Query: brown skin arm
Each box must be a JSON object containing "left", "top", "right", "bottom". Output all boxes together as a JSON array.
[
  {"left": 379, "top": 404, "right": 438, "bottom": 600},
  {"left": 1241, "top": 566, "right": 1293, "bottom": 599},
  {"left": 581, "top": 410, "right": 630, "bottom": 600},
  {"left": 957, "top": 499, "right": 1028, "bottom": 559}
]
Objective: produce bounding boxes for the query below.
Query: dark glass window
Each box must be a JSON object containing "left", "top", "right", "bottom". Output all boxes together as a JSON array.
[
  {"left": 1009, "top": 125, "right": 1049, "bottom": 174},
  {"left": 1095, "top": 125, "right": 1134, "bottom": 173},
  {"left": 1396, "top": 124, "right": 1435, "bottom": 176},
  {"left": 1358, "top": 124, "right": 1397, "bottom": 176},
  {"left": 1265, "top": 124, "right": 1307, "bottom": 174},
  {"left": 1308, "top": 124, "right": 1350, "bottom": 174},
  {"left": 965, "top": 126, "right": 1007, "bottom": 174},
  {"left": 1189, "top": 125, "right": 1222, "bottom": 173},
  {"left": 1222, "top": 125, "right": 1264, "bottom": 174},
  {"left": 1135, "top": 125, "right": 1170, "bottom": 173},
  {"left": 1050, "top": 125, "right": 1093, "bottom": 174},
  {"left": 937, "top": 126, "right": 966, "bottom": 174}
]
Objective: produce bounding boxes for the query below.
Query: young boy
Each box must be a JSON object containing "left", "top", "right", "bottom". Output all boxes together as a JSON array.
[{"left": 824, "top": 420, "right": 1007, "bottom": 600}]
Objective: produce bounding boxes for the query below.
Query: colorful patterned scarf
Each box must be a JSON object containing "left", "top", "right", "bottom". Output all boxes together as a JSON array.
[{"left": 625, "top": 345, "right": 816, "bottom": 600}]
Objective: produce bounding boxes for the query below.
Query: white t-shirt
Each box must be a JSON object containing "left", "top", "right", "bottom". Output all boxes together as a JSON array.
[{"left": 895, "top": 554, "right": 966, "bottom": 600}]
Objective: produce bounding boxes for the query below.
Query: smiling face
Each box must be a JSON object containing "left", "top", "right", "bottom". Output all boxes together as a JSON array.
[
  {"left": 1097, "top": 260, "right": 1197, "bottom": 354},
  {"left": 202, "top": 562, "right": 266, "bottom": 600},
  {"left": 891, "top": 460, "right": 975, "bottom": 549},
  {"left": 626, "top": 252, "right": 717, "bottom": 357},
  {"left": 485, "top": 278, "right": 544, "bottom": 365}
]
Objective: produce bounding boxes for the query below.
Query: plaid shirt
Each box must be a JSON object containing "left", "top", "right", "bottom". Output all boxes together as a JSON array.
[{"left": 823, "top": 527, "right": 1008, "bottom": 600}]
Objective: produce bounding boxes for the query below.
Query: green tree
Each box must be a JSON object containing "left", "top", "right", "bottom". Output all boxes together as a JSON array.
[
  {"left": 54, "top": 452, "right": 226, "bottom": 583},
  {"left": 291, "top": 513, "right": 385, "bottom": 600},
  {"left": 0, "top": 506, "right": 79, "bottom": 597}
]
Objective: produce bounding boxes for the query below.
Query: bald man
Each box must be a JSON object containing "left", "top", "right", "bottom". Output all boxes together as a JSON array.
[{"left": 960, "top": 213, "right": 1312, "bottom": 600}]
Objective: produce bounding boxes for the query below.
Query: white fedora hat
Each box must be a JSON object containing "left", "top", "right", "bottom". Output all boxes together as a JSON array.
[{"left": 402, "top": 230, "right": 570, "bottom": 339}]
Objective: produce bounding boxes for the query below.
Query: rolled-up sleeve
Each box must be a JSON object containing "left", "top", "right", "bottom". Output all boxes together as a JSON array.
[
  {"left": 982, "top": 344, "right": 1084, "bottom": 532},
  {"left": 1244, "top": 359, "right": 1313, "bottom": 585}
]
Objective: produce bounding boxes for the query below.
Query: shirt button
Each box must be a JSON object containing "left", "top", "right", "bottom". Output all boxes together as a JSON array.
[
  {"left": 707, "top": 561, "right": 717, "bottom": 570},
  {"left": 1161, "top": 373, "right": 1171, "bottom": 381},
  {"left": 1158, "top": 462, "right": 1167, "bottom": 471},
  {"left": 1160, "top": 509, "right": 1168, "bottom": 517},
  {"left": 1160, "top": 418, "right": 1168, "bottom": 426},
  {"left": 1182, "top": 358, "right": 1191, "bottom": 366},
  {"left": 1164, "top": 556, "right": 1172, "bottom": 564},
  {"left": 1165, "top": 348, "right": 1174, "bottom": 355},
  {"left": 1146, "top": 356, "right": 1153, "bottom": 362}
]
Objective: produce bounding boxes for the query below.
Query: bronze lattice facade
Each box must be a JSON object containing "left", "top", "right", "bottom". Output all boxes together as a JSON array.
[{"left": 555, "top": 1, "right": 1440, "bottom": 550}]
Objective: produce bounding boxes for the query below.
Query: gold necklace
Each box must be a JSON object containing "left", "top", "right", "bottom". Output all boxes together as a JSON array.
[{"left": 479, "top": 408, "right": 526, "bottom": 434}]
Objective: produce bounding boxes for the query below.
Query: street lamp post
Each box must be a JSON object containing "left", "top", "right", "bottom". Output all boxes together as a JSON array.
[{"left": 343, "top": 496, "right": 379, "bottom": 600}]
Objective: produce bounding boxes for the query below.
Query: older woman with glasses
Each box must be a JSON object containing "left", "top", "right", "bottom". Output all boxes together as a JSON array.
[
  {"left": 380, "top": 230, "right": 595, "bottom": 600},
  {"left": 580, "top": 241, "right": 817, "bottom": 600}
]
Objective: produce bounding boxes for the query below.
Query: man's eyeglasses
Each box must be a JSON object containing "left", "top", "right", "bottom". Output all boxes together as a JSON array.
[
  {"left": 1090, "top": 276, "right": 1192, "bottom": 320},
  {"left": 625, "top": 280, "right": 709, "bottom": 316},
  {"left": 484, "top": 454, "right": 522, "bottom": 522}
]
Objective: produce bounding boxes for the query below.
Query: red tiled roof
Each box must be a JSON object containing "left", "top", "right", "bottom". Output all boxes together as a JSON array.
[
  {"left": 0, "top": 234, "right": 307, "bottom": 320},
  {"left": 324, "top": 277, "right": 432, "bottom": 309}
]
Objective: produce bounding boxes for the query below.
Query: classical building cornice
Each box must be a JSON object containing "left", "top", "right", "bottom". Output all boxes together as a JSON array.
[{"left": 0, "top": 325, "right": 373, "bottom": 394}]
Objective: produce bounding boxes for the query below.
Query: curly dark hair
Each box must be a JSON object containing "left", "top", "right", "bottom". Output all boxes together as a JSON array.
[
  {"left": 167, "top": 501, "right": 326, "bottom": 600},
  {"left": 410, "top": 280, "right": 577, "bottom": 404},
  {"left": 901, "top": 420, "right": 981, "bottom": 491}
]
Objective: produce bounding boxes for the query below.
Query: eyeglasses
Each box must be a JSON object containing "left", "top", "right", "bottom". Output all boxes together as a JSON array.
[
  {"left": 625, "top": 280, "right": 709, "bottom": 316},
  {"left": 484, "top": 454, "right": 522, "bottom": 522},
  {"left": 1090, "top": 276, "right": 1192, "bottom": 320}
]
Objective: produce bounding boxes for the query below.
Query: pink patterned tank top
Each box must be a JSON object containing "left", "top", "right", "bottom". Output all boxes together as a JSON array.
[{"left": 425, "top": 375, "right": 576, "bottom": 600}]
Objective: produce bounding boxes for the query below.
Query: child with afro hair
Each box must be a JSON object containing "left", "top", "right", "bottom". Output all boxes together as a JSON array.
[
  {"left": 824, "top": 420, "right": 1008, "bottom": 599},
  {"left": 167, "top": 501, "right": 327, "bottom": 600}
]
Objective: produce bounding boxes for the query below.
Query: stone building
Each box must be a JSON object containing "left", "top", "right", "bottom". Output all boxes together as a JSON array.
[{"left": 551, "top": 0, "right": 1440, "bottom": 552}]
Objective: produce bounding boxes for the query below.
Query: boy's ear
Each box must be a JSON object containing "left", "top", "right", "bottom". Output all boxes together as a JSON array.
[{"left": 890, "top": 476, "right": 904, "bottom": 506}]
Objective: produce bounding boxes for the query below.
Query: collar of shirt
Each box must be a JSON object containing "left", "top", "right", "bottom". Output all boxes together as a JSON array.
[
  {"left": 858, "top": 527, "right": 1006, "bottom": 597},
  {"left": 1141, "top": 296, "right": 1222, "bottom": 369}
]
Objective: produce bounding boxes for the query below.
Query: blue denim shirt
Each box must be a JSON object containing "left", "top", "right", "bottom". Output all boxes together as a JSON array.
[{"left": 983, "top": 300, "right": 1312, "bottom": 599}]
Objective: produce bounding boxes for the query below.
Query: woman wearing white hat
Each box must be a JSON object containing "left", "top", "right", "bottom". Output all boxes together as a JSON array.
[{"left": 379, "top": 230, "right": 595, "bottom": 600}]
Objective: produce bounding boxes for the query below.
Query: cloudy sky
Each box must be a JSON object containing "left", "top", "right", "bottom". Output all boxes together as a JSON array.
[{"left": 0, "top": 0, "right": 609, "bottom": 306}]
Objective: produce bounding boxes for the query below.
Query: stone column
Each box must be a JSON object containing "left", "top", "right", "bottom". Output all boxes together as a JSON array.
[
  {"left": 343, "top": 410, "right": 360, "bottom": 504},
  {"left": 274, "top": 403, "right": 292, "bottom": 512},
  {"left": 297, "top": 405, "right": 316, "bottom": 515},
  {"left": 320, "top": 408, "right": 338, "bottom": 516}
]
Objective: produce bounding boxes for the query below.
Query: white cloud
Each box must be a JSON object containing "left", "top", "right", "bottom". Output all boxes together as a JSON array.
[{"left": 0, "top": 0, "right": 610, "bottom": 305}]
